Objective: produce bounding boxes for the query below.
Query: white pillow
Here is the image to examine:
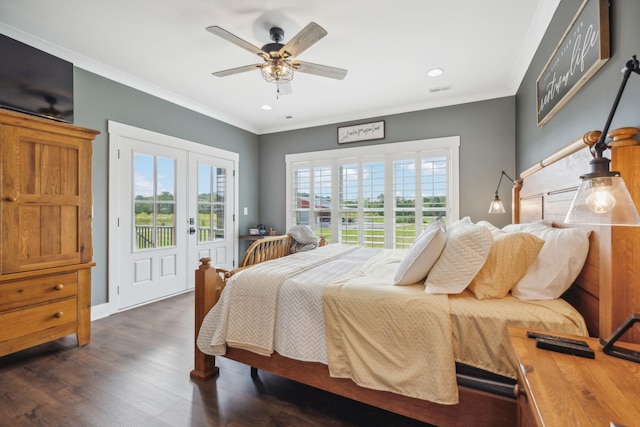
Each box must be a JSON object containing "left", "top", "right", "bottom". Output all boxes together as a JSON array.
[
  {"left": 502, "top": 220, "right": 551, "bottom": 233},
  {"left": 424, "top": 224, "right": 493, "bottom": 294},
  {"left": 511, "top": 223, "right": 591, "bottom": 300},
  {"left": 393, "top": 219, "right": 446, "bottom": 285}
]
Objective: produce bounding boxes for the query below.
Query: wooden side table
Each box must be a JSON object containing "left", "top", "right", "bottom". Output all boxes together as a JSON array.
[
  {"left": 239, "top": 235, "right": 266, "bottom": 241},
  {"left": 508, "top": 326, "right": 640, "bottom": 427}
]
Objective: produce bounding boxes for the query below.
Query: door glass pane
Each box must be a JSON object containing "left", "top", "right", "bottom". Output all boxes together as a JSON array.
[
  {"left": 157, "top": 157, "right": 175, "bottom": 199},
  {"left": 134, "top": 203, "right": 154, "bottom": 249},
  {"left": 198, "top": 165, "right": 212, "bottom": 242},
  {"left": 197, "top": 164, "right": 226, "bottom": 243},
  {"left": 157, "top": 203, "right": 175, "bottom": 247},
  {"left": 213, "top": 167, "right": 226, "bottom": 240},
  {"left": 134, "top": 153, "right": 155, "bottom": 250},
  {"left": 133, "top": 153, "right": 177, "bottom": 250}
]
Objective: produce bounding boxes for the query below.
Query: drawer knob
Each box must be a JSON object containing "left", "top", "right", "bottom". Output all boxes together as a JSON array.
[
  {"left": 514, "top": 384, "right": 527, "bottom": 400},
  {"left": 54, "top": 311, "right": 64, "bottom": 318},
  {"left": 55, "top": 283, "right": 64, "bottom": 290},
  {"left": 5, "top": 197, "right": 17, "bottom": 202}
]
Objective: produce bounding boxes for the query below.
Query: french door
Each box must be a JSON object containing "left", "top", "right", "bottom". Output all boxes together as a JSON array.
[
  {"left": 117, "top": 140, "right": 188, "bottom": 308},
  {"left": 187, "top": 152, "right": 235, "bottom": 280},
  {"left": 109, "top": 122, "right": 237, "bottom": 311}
]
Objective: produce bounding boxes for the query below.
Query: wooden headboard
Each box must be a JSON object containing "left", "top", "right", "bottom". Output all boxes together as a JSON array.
[{"left": 513, "top": 128, "right": 640, "bottom": 343}]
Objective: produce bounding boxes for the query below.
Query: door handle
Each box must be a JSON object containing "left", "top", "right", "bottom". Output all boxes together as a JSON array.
[{"left": 189, "top": 227, "right": 196, "bottom": 235}]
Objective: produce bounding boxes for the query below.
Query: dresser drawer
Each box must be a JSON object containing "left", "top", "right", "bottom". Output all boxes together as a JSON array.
[
  {"left": 0, "top": 298, "right": 77, "bottom": 342},
  {"left": 0, "top": 272, "right": 78, "bottom": 311}
]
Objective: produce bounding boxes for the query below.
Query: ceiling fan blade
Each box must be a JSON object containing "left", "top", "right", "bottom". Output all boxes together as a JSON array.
[
  {"left": 280, "top": 22, "right": 327, "bottom": 58},
  {"left": 206, "top": 26, "right": 266, "bottom": 58},
  {"left": 293, "top": 61, "right": 348, "bottom": 80},
  {"left": 212, "top": 64, "right": 262, "bottom": 77},
  {"left": 277, "top": 82, "right": 293, "bottom": 96}
]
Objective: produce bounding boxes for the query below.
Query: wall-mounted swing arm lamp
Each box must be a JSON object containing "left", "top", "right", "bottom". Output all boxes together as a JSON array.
[
  {"left": 488, "top": 171, "right": 515, "bottom": 214},
  {"left": 565, "top": 55, "right": 640, "bottom": 226},
  {"left": 564, "top": 55, "right": 640, "bottom": 363}
]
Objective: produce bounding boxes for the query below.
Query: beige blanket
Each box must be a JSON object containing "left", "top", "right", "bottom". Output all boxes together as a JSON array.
[
  {"left": 226, "top": 244, "right": 358, "bottom": 355},
  {"left": 323, "top": 250, "right": 459, "bottom": 404},
  {"left": 449, "top": 289, "right": 588, "bottom": 379},
  {"left": 322, "top": 249, "right": 589, "bottom": 405}
]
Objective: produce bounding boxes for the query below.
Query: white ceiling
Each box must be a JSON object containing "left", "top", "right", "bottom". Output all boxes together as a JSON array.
[{"left": 0, "top": 0, "right": 560, "bottom": 135}]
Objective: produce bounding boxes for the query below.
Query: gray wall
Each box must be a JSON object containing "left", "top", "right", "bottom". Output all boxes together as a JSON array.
[
  {"left": 258, "top": 96, "right": 516, "bottom": 232},
  {"left": 73, "top": 69, "right": 260, "bottom": 305},
  {"left": 516, "top": 0, "right": 640, "bottom": 173}
]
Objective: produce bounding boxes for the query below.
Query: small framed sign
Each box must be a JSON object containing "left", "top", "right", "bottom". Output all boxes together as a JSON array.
[
  {"left": 338, "top": 120, "right": 385, "bottom": 144},
  {"left": 536, "top": 0, "right": 610, "bottom": 126}
]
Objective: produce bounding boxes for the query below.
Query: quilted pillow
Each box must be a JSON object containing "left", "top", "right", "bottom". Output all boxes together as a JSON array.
[
  {"left": 467, "top": 231, "right": 544, "bottom": 299},
  {"left": 424, "top": 223, "right": 492, "bottom": 294},
  {"left": 393, "top": 219, "right": 446, "bottom": 285},
  {"left": 476, "top": 220, "right": 501, "bottom": 234},
  {"left": 511, "top": 223, "right": 591, "bottom": 300},
  {"left": 446, "top": 216, "right": 472, "bottom": 232}
]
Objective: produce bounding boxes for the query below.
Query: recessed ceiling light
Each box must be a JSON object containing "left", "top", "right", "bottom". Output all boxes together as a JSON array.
[
  {"left": 261, "top": 104, "right": 272, "bottom": 110},
  {"left": 427, "top": 68, "right": 444, "bottom": 77}
]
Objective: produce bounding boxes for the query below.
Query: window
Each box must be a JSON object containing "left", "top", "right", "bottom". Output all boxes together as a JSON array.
[
  {"left": 286, "top": 137, "right": 459, "bottom": 248},
  {"left": 133, "top": 153, "right": 176, "bottom": 250}
]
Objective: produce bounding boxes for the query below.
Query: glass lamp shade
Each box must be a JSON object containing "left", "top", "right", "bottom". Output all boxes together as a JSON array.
[
  {"left": 565, "top": 176, "right": 640, "bottom": 225},
  {"left": 488, "top": 196, "right": 506, "bottom": 214},
  {"left": 260, "top": 60, "right": 294, "bottom": 83}
]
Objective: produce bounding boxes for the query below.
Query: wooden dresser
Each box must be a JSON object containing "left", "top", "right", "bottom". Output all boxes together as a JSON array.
[
  {"left": 509, "top": 326, "right": 640, "bottom": 427},
  {"left": 0, "top": 109, "right": 98, "bottom": 357}
]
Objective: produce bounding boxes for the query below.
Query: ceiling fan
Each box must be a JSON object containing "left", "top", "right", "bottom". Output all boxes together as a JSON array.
[{"left": 206, "top": 22, "right": 347, "bottom": 95}]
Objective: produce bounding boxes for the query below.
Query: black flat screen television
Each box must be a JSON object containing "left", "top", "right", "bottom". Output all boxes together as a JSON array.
[{"left": 0, "top": 33, "right": 74, "bottom": 123}]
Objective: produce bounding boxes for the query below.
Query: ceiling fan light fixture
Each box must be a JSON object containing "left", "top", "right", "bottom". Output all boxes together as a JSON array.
[{"left": 260, "top": 60, "right": 294, "bottom": 83}]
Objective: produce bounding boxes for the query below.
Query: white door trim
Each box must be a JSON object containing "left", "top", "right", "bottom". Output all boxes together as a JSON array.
[{"left": 102, "top": 121, "right": 239, "bottom": 318}]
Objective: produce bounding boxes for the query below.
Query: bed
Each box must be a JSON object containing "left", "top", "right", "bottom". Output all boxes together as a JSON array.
[{"left": 190, "top": 128, "right": 637, "bottom": 426}]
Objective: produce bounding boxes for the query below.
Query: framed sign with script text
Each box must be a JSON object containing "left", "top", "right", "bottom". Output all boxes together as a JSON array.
[
  {"left": 536, "top": 0, "right": 609, "bottom": 126},
  {"left": 338, "top": 121, "right": 385, "bottom": 144}
]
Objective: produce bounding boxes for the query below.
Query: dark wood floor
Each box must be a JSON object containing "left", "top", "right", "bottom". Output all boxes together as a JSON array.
[{"left": 0, "top": 292, "right": 432, "bottom": 426}]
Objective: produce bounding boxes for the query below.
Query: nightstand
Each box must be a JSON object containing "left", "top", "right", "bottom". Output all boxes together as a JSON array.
[{"left": 508, "top": 326, "right": 640, "bottom": 427}]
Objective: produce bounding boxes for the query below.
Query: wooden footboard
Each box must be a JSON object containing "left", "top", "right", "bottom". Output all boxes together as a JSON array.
[{"left": 190, "top": 234, "right": 326, "bottom": 380}]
